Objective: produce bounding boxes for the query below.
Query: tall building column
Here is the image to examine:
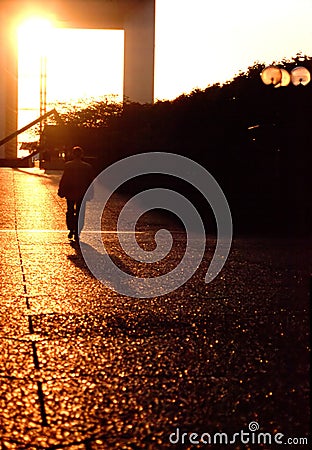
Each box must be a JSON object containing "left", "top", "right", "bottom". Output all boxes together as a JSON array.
[
  {"left": 123, "top": 0, "right": 155, "bottom": 104},
  {"left": 0, "top": 10, "right": 18, "bottom": 158}
]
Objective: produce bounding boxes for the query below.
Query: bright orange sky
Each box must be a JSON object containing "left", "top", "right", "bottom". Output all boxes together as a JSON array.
[{"left": 17, "top": 0, "right": 312, "bottom": 138}]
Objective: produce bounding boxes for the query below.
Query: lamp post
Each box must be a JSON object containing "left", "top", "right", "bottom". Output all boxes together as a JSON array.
[
  {"left": 40, "top": 55, "right": 47, "bottom": 135},
  {"left": 38, "top": 22, "right": 52, "bottom": 136}
]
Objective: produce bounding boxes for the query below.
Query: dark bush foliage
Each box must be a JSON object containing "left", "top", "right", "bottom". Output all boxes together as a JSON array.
[{"left": 58, "top": 55, "right": 312, "bottom": 234}]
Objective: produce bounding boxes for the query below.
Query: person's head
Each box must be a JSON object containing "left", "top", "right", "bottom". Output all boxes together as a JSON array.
[{"left": 72, "top": 146, "right": 84, "bottom": 160}]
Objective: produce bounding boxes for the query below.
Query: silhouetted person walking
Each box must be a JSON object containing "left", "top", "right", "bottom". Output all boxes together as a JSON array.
[{"left": 58, "top": 146, "right": 94, "bottom": 240}]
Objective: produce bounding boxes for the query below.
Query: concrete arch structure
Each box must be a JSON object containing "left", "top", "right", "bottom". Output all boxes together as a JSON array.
[{"left": 0, "top": 0, "right": 155, "bottom": 158}]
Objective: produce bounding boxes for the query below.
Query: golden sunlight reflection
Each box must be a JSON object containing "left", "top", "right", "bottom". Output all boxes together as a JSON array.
[{"left": 16, "top": 177, "right": 50, "bottom": 230}]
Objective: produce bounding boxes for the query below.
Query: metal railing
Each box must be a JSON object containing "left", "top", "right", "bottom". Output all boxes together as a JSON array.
[{"left": 0, "top": 108, "right": 63, "bottom": 149}]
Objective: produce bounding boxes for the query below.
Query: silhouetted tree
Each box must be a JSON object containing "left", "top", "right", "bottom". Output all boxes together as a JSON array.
[{"left": 59, "top": 100, "right": 122, "bottom": 128}]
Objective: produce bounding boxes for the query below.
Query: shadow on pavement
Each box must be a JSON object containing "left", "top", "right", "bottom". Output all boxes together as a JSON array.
[{"left": 67, "top": 240, "right": 137, "bottom": 295}]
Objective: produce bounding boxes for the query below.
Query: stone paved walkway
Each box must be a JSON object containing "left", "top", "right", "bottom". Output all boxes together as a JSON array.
[{"left": 0, "top": 168, "right": 310, "bottom": 449}]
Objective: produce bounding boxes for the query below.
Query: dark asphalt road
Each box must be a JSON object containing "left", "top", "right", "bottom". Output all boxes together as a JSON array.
[{"left": 0, "top": 167, "right": 310, "bottom": 449}]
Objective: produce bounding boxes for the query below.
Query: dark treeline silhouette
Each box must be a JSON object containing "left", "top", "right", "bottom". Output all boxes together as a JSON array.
[{"left": 55, "top": 54, "right": 312, "bottom": 235}]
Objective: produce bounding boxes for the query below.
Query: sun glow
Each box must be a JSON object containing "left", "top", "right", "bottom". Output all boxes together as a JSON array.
[
  {"left": 17, "top": 17, "right": 54, "bottom": 46},
  {"left": 17, "top": 16, "right": 124, "bottom": 149}
]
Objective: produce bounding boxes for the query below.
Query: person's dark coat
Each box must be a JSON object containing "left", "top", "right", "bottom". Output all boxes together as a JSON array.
[{"left": 58, "top": 159, "right": 94, "bottom": 201}]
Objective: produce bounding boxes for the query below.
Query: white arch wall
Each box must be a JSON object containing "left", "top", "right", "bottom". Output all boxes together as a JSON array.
[
  {"left": 123, "top": 1, "right": 155, "bottom": 104},
  {"left": 0, "top": 0, "right": 155, "bottom": 158}
]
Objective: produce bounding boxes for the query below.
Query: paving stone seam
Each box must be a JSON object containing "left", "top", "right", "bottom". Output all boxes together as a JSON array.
[{"left": 12, "top": 170, "right": 49, "bottom": 429}]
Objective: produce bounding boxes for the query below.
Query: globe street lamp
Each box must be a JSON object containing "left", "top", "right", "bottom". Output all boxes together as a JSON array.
[{"left": 260, "top": 65, "right": 311, "bottom": 87}]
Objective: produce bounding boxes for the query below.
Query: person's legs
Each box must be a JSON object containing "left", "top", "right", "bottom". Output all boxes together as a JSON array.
[
  {"left": 75, "top": 198, "right": 85, "bottom": 240},
  {"left": 66, "top": 199, "right": 76, "bottom": 238}
]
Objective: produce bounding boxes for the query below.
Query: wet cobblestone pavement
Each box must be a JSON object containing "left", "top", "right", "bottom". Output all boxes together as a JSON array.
[{"left": 0, "top": 168, "right": 310, "bottom": 449}]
